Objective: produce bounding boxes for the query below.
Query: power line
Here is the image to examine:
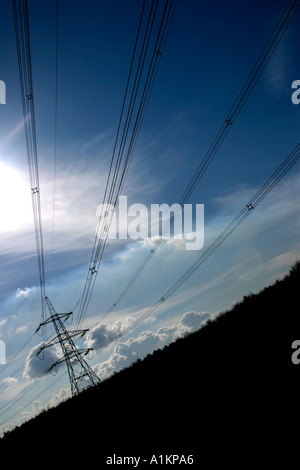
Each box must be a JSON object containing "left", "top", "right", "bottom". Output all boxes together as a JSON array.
[
  {"left": 48, "top": 0, "right": 59, "bottom": 292},
  {"left": 1, "top": 0, "right": 174, "bottom": 420},
  {"left": 6, "top": 1, "right": 61, "bottom": 371},
  {"left": 7, "top": 0, "right": 61, "bottom": 390},
  {"left": 75, "top": 0, "right": 177, "bottom": 331},
  {"left": 106, "top": 0, "right": 300, "bottom": 313},
  {"left": 12, "top": 0, "right": 46, "bottom": 327},
  {"left": 74, "top": 0, "right": 149, "bottom": 330},
  {"left": 0, "top": 379, "right": 36, "bottom": 419},
  {"left": 104, "top": 143, "right": 300, "bottom": 344}
]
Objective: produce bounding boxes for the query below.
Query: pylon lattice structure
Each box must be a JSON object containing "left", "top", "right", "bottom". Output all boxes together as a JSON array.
[{"left": 36, "top": 296, "right": 100, "bottom": 396}]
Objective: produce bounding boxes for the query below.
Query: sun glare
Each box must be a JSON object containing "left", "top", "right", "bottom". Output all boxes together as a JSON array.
[{"left": 0, "top": 161, "right": 32, "bottom": 232}]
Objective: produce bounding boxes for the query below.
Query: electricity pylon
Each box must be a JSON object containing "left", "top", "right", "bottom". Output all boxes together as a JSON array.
[{"left": 36, "top": 296, "right": 100, "bottom": 396}]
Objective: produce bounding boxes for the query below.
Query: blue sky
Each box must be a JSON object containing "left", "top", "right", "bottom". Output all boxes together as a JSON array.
[{"left": 0, "top": 0, "right": 299, "bottom": 433}]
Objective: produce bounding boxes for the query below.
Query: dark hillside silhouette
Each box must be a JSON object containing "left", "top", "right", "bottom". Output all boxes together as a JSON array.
[{"left": 1, "top": 262, "right": 300, "bottom": 465}]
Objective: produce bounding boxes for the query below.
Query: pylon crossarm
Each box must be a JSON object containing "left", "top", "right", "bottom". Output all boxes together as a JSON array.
[
  {"left": 54, "top": 312, "right": 73, "bottom": 321},
  {"left": 74, "top": 372, "right": 97, "bottom": 383},
  {"left": 69, "top": 348, "right": 93, "bottom": 360},
  {"left": 36, "top": 330, "right": 89, "bottom": 357},
  {"left": 35, "top": 344, "right": 46, "bottom": 357},
  {"left": 83, "top": 348, "right": 93, "bottom": 356},
  {"left": 35, "top": 312, "right": 73, "bottom": 333},
  {"left": 48, "top": 348, "right": 94, "bottom": 371},
  {"left": 68, "top": 329, "right": 89, "bottom": 341},
  {"left": 35, "top": 335, "right": 61, "bottom": 356},
  {"left": 48, "top": 355, "right": 67, "bottom": 372},
  {"left": 35, "top": 316, "right": 54, "bottom": 333}
]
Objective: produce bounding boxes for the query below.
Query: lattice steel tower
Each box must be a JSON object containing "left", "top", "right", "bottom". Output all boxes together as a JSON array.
[{"left": 36, "top": 296, "right": 100, "bottom": 396}]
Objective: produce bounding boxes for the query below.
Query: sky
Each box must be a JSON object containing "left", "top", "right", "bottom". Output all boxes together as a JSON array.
[{"left": 0, "top": 0, "right": 299, "bottom": 434}]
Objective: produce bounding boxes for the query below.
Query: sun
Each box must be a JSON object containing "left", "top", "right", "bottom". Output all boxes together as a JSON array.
[{"left": 0, "top": 161, "right": 32, "bottom": 232}]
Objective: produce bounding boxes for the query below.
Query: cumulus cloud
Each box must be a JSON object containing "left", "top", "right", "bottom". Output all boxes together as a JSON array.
[
  {"left": 16, "top": 287, "right": 35, "bottom": 299},
  {"left": 94, "top": 311, "right": 210, "bottom": 379},
  {"left": 23, "top": 342, "right": 62, "bottom": 380},
  {"left": 179, "top": 311, "right": 210, "bottom": 330},
  {"left": 18, "top": 311, "right": 210, "bottom": 385},
  {"left": 85, "top": 317, "right": 136, "bottom": 349},
  {"left": 49, "top": 387, "right": 71, "bottom": 408}
]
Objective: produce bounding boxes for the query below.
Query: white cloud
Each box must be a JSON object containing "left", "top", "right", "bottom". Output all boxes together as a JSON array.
[
  {"left": 16, "top": 287, "right": 35, "bottom": 299},
  {"left": 179, "top": 310, "right": 210, "bottom": 330},
  {"left": 23, "top": 342, "right": 62, "bottom": 380},
  {"left": 85, "top": 317, "right": 136, "bottom": 349},
  {"left": 0, "top": 378, "right": 27, "bottom": 403},
  {"left": 16, "top": 325, "right": 28, "bottom": 334},
  {"left": 93, "top": 311, "right": 211, "bottom": 379},
  {"left": 48, "top": 387, "right": 71, "bottom": 408}
]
